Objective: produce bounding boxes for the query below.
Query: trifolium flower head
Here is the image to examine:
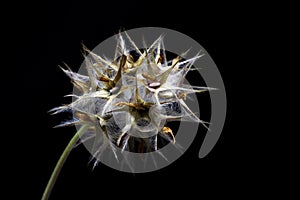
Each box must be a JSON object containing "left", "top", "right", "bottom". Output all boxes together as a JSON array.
[{"left": 50, "top": 32, "right": 213, "bottom": 168}]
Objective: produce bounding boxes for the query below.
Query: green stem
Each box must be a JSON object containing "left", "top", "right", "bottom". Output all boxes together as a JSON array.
[{"left": 42, "top": 124, "right": 90, "bottom": 200}]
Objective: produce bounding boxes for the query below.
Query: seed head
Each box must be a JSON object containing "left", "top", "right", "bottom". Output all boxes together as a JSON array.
[{"left": 51, "top": 32, "right": 212, "bottom": 167}]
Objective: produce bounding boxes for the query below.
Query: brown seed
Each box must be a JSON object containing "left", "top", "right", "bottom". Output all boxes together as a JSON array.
[{"left": 142, "top": 73, "right": 156, "bottom": 81}]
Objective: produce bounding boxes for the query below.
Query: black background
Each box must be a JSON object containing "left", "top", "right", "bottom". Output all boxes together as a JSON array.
[{"left": 6, "top": 0, "right": 277, "bottom": 199}]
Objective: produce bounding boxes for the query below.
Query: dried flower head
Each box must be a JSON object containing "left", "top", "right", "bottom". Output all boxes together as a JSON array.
[{"left": 50, "top": 32, "right": 212, "bottom": 167}]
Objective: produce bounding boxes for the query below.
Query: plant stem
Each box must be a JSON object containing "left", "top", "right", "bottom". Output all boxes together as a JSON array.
[{"left": 42, "top": 124, "right": 90, "bottom": 200}]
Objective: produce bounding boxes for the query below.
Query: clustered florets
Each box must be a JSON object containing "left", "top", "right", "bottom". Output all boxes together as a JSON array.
[{"left": 51, "top": 32, "right": 211, "bottom": 164}]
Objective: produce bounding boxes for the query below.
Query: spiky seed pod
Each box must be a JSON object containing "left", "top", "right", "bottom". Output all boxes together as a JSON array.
[{"left": 51, "top": 32, "right": 211, "bottom": 164}]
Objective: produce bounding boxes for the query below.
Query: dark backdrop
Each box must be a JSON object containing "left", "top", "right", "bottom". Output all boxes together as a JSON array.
[{"left": 7, "top": 0, "right": 265, "bottom": 199}]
